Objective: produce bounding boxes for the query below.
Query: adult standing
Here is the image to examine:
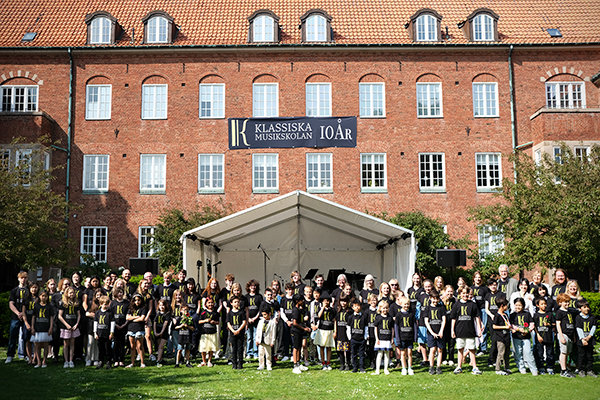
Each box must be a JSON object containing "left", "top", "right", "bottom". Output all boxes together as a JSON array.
[
  {"left": 529, "top": 271, "right": 550, "bottom": 295},
  {"left": 6, "top": 271, "right": 29, "bottom": 363},
  {"left": 497, "top": 264, "right": 518, "bottom": 300},
  {"left": 122, "top": 269, "right": 138, "bottom": 299},
  {"left": 470, "top": 271, "right": 490, "bottom": 355},
  {"left": 330, "top": 274, "right": 347, "bottom": 306},
  {"left": 551, "top": 269, "right": 568, "bottom": 299},
  {"left": 313, "top": 274, "right": 330, "bottom": 300},
  {"left": 359, "top": 274, "right": 379, "bottom": 311}
]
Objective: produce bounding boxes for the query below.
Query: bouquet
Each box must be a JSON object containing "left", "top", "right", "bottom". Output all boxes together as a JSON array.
[{"left": 181, "top": 312, "right": 193, "bottom": 327}]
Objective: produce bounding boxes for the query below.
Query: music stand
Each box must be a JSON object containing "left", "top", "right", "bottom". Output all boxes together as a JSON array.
[{"left": 303, "top": 269, "right": 319, "bottom": 285}]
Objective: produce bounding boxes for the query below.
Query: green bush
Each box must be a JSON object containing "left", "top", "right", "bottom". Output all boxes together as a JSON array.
[
  {"left": 130, "top": 275, "right": 164, "bottom": 287},
  {"left": 0, "top": 291, "right": 10, "bottom": 345}
]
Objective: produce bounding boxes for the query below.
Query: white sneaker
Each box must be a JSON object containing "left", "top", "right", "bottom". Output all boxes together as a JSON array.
[
  {"left": 149, "top": 354, "right": 157, "bottom": 362},
  {"left": 267, "top": 366, "right": 272, "bottom": 371},
  {"left": 24, "top": 356, "right": 29, "bottom": 363},
  {"left": 384, "top": 370, "right": 390, "bottom": 375},
  {"left": 448, "top": 361, "right": 455, "bottom": 366},
  {"left": 5, "top": 357, "right": 13, "bottom": 364},
  {"left": 282, "top": 356, "right": 290, "bottom": 362},
  {"left": 136, "top": 354, "right": 141, "bottom": 361},
  {"left": 371, "top": 371, "right": 380, "bottom": 375},
  {"left": 442, "top": 360, "right": 448, "bottom": 365},
  {"left": 64, "top": 362, "right": 69, "bottom": 368},
  {"left": 401, "top": 368, "right": 407, "bottom": 375},
  {"left": 293, "top": 366, "right": 302, "bottom": 374},
  {"left": 408, "top": 368, "right": 414, "bottom": 375},
  {"left": 327, "top": 365, "right": 332, "bottom": 371},
  {"left": 85, "top": 360, "right": 91, "bottom": 367},
  {"left": 299, "top": 364, "right": 308, "bottom": 371},
  {"left": 69, "top": 361, "right": 75, "bottom": 368},
  {"left": 257, "top": 366, "right": 264, "bottom": 370}
]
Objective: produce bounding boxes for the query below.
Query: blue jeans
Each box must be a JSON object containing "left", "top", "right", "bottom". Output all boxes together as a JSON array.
[
  {"left": 246, "top": 324, "right": 258, "bottom": 357},
  {"left": 479, "top": 309, "right": 488, "bottom": 352},
  {"left": 7, "top": 319, "right": 22, "bottom": 357},
  {"left": 512, "top": 337, "right": 538, "bottom": 374}
]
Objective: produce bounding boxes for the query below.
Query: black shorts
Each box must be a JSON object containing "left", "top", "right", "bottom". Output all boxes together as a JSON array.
[
  {"left": 427, "top": 335, "right": 444, "bottom": 349},
  {"left": 291, "top": 330, "right": 304, "bottom": 350}
]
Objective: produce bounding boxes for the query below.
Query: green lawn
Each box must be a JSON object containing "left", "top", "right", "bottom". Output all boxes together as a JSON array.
[{"left": 1, "top": 348, "right": 599, "bottom": 400}]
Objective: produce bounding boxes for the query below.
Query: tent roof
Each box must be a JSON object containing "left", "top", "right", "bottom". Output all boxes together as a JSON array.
[{"left": 180, "top": 190, "right": 412, "bottom": 248}]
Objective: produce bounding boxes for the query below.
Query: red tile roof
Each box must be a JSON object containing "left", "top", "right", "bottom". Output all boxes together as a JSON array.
[{"left": 0, "top": 0, "right": 599, "bottom": 48}]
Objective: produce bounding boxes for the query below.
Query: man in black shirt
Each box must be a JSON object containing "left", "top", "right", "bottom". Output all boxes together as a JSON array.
[
  {"left": 122, "top": 269, "right": 138, "bottom": 299},
  {"left": 6, "top": 271, "right": 29, "bottom": 363}
]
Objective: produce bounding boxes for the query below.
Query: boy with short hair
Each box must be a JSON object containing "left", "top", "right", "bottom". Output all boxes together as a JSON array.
[
  {"left": 227, "top": 296, "right": 246, "bottom": 370},
  {"left": 484, "top": 278, "right": 503, "bottom": 367},
  {"left": 555, "top": 293, "right": 576, "bottom": 378},
  {"left": 347, "top": 299, "right": 367, "bottom": 373},
  {"left": 451, "top": 287, "right": 483, "bottom": 375},
  {"left": 491, "top": 297, "right": 511, "bottom": 375},
  {"left": 533, "top": 297, "right": 555, "bottom": 375},
  {"left": 279, "top": 282, "right": 295, "bottom": 362},
  {"left": 424, "top": 290, "right": 446, "bottom": 375},
  {"left": 256, "top": 307, "right": 277, "bottom": 371},
  {"left": 575, "top": 299, "right": 597, "bottom": 377},
  {"left": 93, "top": 296, "right": 114, "bottom": 369},
  {"left": 6, "top": 271, "right": 29, "bottom": 364},
  {"left": 291, "top": 294, "right": 311, "bottom": 374},
  {"left": 395, "top": 296, "right": 415, "bottom": 375}
]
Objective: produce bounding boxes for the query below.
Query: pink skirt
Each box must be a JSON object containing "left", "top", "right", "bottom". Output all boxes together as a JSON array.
[{"left": 60, "top": 328, "right": 81, "bottom": 339}]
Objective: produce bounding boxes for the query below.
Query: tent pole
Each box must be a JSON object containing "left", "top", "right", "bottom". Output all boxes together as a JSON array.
[
  {"left": 380, "top": 247, "right": 384, "bottom": 283},
  {"left": 393, "top": 241, "right": 398, "bottom": 280},
  {"left": 296, "top": 211, "right": 301, "bottom": 273}
]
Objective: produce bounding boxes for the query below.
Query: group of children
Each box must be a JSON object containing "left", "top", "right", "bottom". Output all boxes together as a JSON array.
[{"left": 5, "top": 269, "right": 598, "bottom": 378}]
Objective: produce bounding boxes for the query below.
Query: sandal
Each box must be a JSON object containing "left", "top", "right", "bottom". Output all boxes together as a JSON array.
[
  {"left": 125, "top": 364, "right": 134, "bottom": 368},
  {"left": 140, "top": 364, "right": 146, "bottom": 368}
]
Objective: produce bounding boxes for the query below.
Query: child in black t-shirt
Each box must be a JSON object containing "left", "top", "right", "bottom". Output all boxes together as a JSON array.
[
  {"left": 153, "top": 299, "right": 171, "bottom": 367},
  {"left": 365, "top": 294, "right": 379, "bottom": 369},
  {"left": 23, "top": 283, "right": 39, "bottom": 365},
  {"left": 347, "top": 299, "right": 367, "bottom": 373},
  {"left": 441, "top": 285, "right": 456, "bottom": 366},
  {"left": 450, "top": 287, "right": 482, "bottom": 375},
  {"left": 93, "top": 296, "right": 114, "bottom": 369},
  {"left": 198, "top": 298, "right": 219, "bottom": 367},
  {"left": 58, "top": 287, "right": 81, "bottom": 368},
  {"left": 491, "top": 297, "right": 511, "bottom": 375},
  {"left": 555, "top": 293, "right": 576, "bottom": 378},
  {"left": 279, "top": 282, "right": 295, "bottom": 361},
  {"left": 244, "top": 279, "right": 263, "bottom": 359},
  {"left": 227, "top": 296, "right": 247, "bottom": 370},
  {"left": 575, "top": 299, "right": 597, "bottom": 377},
  {"left": 395, "top": 296, "right": 415, "bottom": 375},
  {"left": 372, "top": 301, "right": 393, "bottom": 375},
  {"left": 335, "top": 295, "right": 351, "bottom": 371},
  {"left": 31, "top": 291, "right": 53, "bottom": 368},
  {"left": 126, "top": 294, "right": 147, "bottom": 368},
  {"left": 509, "top": 298, "right": 538, "bottom": 375},
  {"left": 484, "top": 278, "right": 504, "bottom": 367},
  {"left": 291, "top": 294, "right": 311, "bottom": 374},
  {"left": 174, "top": 304, "right": 194, "bottom": 368},
  {"left": 533, "top": 297, "right": 555, "bottom": 375},
  {"left": 424, "top": 290, "right": 446, "bottom": 375},
  {"left": 314, "top": 296, "right": 336, "bottom": 370},
  {"left": 110, "top": 288, "right": 129, "bottom": 367}
]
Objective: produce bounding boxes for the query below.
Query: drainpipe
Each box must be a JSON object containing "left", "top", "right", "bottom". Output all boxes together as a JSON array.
[
  {"left": 64, "top": 47, "right": 74, "bottom": 235},
  {"left": 508, "top": 45, "right": 517, "bottom": 183}
]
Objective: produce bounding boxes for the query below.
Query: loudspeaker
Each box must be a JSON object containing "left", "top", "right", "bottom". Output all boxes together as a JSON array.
[
  {"left": 129, "top": 258, "right": 159, "bottom": 276},
  {"left": 436, "top": 249, "right": 467, "bottom": 267}
]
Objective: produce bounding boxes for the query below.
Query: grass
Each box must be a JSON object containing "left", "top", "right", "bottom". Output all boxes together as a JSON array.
[{"left": 1, "top": 348, "right": 600, "bottom": 400}]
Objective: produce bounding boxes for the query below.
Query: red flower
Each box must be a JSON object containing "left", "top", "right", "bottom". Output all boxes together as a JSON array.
[{"left": 524, "top": 322, "right": 529, "bottom": 328}]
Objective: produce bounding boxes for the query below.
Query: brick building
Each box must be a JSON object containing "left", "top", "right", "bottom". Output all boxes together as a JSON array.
[{"left": 1, "top": 0, "right": 599, "bottom": 286}]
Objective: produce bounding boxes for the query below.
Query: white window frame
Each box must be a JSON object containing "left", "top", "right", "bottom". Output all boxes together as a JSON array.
[
  {"left": 476, "top": 153, "right": 502, "bottom": 192},
  {"left": 198, "top": 154, "right": 224, "bottom": 193},
  {"left": 147, "top": 16, "right": 168, "bottom": 43},
  {"left": 306, "top": 83, "right": 331, "bottom": 117},
  {"left": 419, "top": 152, "right": 446, "bottom": 192},
  {"left": 142, "top": 84, "right": 167, "bottom": 119},
  {"left": 1, "top": 85, "right": 38, "bottom": 112},
  {"left": 140, "top": 154, "right": 166, "bottom": 194},
  {"left": 253, "top": 83, "right": 278, "bottom": 117},
  {"left": 252, "top": 153, "right": 278, "bottom": 193},
  {"left": 416, "top": 83, "right": 442, "bottom": 118},
  {"left": 85, "top": 85, "right": 112, "bottom": 120},
  {"left": 90, "top": 17, "right": 111, "bottom": 44},
  {"left": 80, "top": 226, "right": 107, "bottom": 262},
  {"left": 472, "top": 82, "right": 498, "bottom": 117},
  {"left": 253, "top": 15, "right": 275, "bottom": 42},
  {"left": 359, "top": 83, "right": 385, "bottom": 118},
  {"left": 478, "top": 225, "right": 504, "bottom": 259},
  {"left": 534, "top": 149, "right": 542, "bottom": 167},
  {"left": 473, "top": 14, "right": 494, "bottom": 41},
  {"left": 416, "top": 14, "right": 437, "bottom": 42},
  {"left": 15, "top": 149, "right": 32, "bottom": 186},
  {"left": 545, "top": 82, "right": 585, "bottom": 109},
  {"left": 360, "top": 153, "right": 387, "bottom": 193},
  {"left": 554, "top": 146, "right": 563, "bottom": 183},
  {"left": 306, "top": 153, "right": 332, "bottom": 193},
  {"left": 575, "top": 146, "right": 590, "bottom": 162},
  {"left": 43, "top": 151, "right": 50, "bottom": 171},
  {"left": 83, "top": 155, "right": 109, "bottom": 193},
  {"left": 306, "top": 15, "right": 327, "bottom": 42},
  {"left": 199, "top": 83, "right": 225, "bottom": 119},
  {"left": 138, "top": 226, "right": 156, "bottom": 258}
]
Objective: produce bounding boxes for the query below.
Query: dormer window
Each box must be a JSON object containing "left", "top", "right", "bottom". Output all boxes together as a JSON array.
[
  {"left": 85, "top": 11, "right": 121, "bottom": 45},
  {"left": 142, "top": 11, "right": 176, "bottom": 44},
  {"left": 248, "top": 10, "right": 280, "bottom": 43},
  {"left": 300, "top": 10, "right": 333, "bottom": 43},
  {"left": 461, "top": 9, "right": 499, "bottom": 42},
  {"left": 407, "top": 9, "right": 442, "bottom": 42}
]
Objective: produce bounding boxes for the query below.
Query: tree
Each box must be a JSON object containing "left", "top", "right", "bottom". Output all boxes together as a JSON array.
[
  {"left": 469, "top": 143, "right": 600, "bottom": 274},
  {"left": 148, "top": 201, "right": 232, "bottom": 271},
  {"left": 0, "top": 139, "right": 76, "bottom": 271}
]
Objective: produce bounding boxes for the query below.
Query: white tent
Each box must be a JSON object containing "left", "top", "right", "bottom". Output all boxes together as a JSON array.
[{"left": 180, "top": 191, "right": 416, "bottom": 291}]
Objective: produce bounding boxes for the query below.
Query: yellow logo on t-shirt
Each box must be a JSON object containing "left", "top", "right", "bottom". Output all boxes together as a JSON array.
[{"left": 461, "top": 306, "right": 468, "bottom": 316}]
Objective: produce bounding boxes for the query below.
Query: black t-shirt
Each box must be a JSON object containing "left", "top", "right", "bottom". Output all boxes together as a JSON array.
[
  {"left": 245, "top": 293, "right": 263, "bottom": 323},
  {"left": 451, "top": 300, "right": 480, "bottom": 338},
  {"left": 293, "top": 283, "right": 306, "bottom": 296},
  {"left": 291, "top": 306, "right": 308, "bottom": 334},
  {"left": 184, "top": 293, "right": 200, "bottom": 315},
  {"left": 318, "top": 307, "right": 336, "bottom": 331},
  {"left": 280, "top": 296, "right": 295, "bottom": 319},
  {"left": 84, "top": 287, "right": 106, "bottom": 309},
  {"left": 424, "top": 304, "right": 445, "bottom": 335},
  {"left": 72, "top": 284, "right": 86, "bottom": 304},
  {"left": 497, "top": 278, "right": 511, "bottom": 296},
  {"left": 260, "top": 300, "right": 280, "bottom": 317},
  {"left": 534, "top": 311, "right": 555, "bottom": 344},
  {"left": 110, "top": 299, "right": 129, "bottom": 327},
  {"left": 173, "top": 314, "right": 191, "bottom": 343},
  {"left": 509, "top": 311, "right": 533, "bottom": 340},
  {"left": 336, "top": 308, "right": 350, "bottom": 341},
  {"left": 485, "top": 292, "right": 505, "bottom": 316},
  {"left": 575, "top": 314, "right": 597, "bottom": 346},
  {"left": 153, "top": 284, "right": 176, "bottom": 303},
  {"left": 153, "top": 311, "right": 171, "bottom": 337},
  {"left": 50, "top": 292, "right": 62, "bottom": 317},
  {"left": 375, "top": 314, "right": 393, "bottom": 341},
  {"left": 470, "top": 285, "right": 490, "bottom": 309},
  {"left": 94, "top": 309, "right": 113, "bottom": 338},
  {"left": 199, "top": 309, "right": 219, "bottom": 334},
  {"left": 127, "top": 306, "right": 147, "bottom": 332},
  {"left": 225, "top": 296, "right": 247, "bottom": 312},
  {"left": 366, "top": 307, "right": 378, "bottom": 336},
  {"left": 348, "top": 312, "right": 367, "bottom": 341},
  {"left": 24, "top": 295, "right": 37, "bottom": 324},
  {"left": 33, "top": 303, "right": 53, "bottom": 333},
  {"left": 396, "top": 310, "right": 415, "bottom": 341},
  {"left": 555, "top": 308, "right": 575, "bottom": 339},
  {"left": 59, "top": 301, "right": 80, "bottom": 329},
  {"left": 220, "top": 288, "right": 232, "bottom": 306},
  {"left": 551, "top": 283, "right": 567, "bottom": 299},
  {"left": 407, "top": 286, "right": 424, "bottom": 313},
  {"left": 330, "top": 287, "right": 343, "bottom": 303},
  {"left": 227, "top": 309, "right": 246, "bottom": 331},
  {"left": 492, "top": 313, "right": 510, "bottom": 344},
  {"left": 417, "top": 292, "right": 431, "bottom": 326},
  {"left": 9, "top": 286, "right": 29, "bottom": 320},
  {"left": 389, "top": 302, "right": 402, "bottom": 320},
  {"left": 201, "top": 290, "right": 221, "bottom": 308},
  {"left": 359, "top": 288, "right": 380, "bottom": 309},
  {"left": 124, "top": 282, "right": 138, "bottom": 299}
]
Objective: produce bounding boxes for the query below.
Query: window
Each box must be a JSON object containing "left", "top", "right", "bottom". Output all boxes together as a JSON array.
[
  {"left": 253, "top": 83, "right": 278, "bottom": 117},
  {"left": 140, "top": 154, "right": 166, "bottom": 193},
  {"left": 1, "top": 85, "right": 38, "bottom": 112},
  {"left": 199, "top": 84, "right": 225, "bottom": 118},
  {"left": 198, "top": 154, "right": 224, "bottom": 193},
  {"left": 478, "top": 225, "right": 503, "bottom": 258},
  {"left": 90, "top": 17, "right": 111, "bottom": 44},
  {"left": 361, "top": 153, "right": 386, "bottom": 192},
  {"left": 307, "top": 15, "right": 327, "bottom": 42},
  {"left": 307, "top": 153, "right": 332, "bottom": 192},
  {"left": 147, "top": 16, "right": 168, "bottom": 43},
  {"left": 359, "top": 83, "right": 385, "bottom": 117},
  {"left": 15, "top": 149, "right": 32, "bottom": 186},
  {"left": 554, "top": 146, "right": 563, "bottom": 183},
  {"left": 253, "top": 154, "right": 278, "bottom": 193},
  {"left": 142, "top": 84, "right": 167, "bottom": 119},
  {"left": 1, "top": 149, "right": 10, "bottom": 171},
  {"left": 306, "top": 83, "right": 331, "bottom": 117},
  {"left": 473, "top": 14, "right": 494, "bottom": 41},
  {"left": 476, "top": 153, "right": 501, "bottom": 191},
  {"left": 83, "top": 155, "right": 109, "bottom": 193},
  {"left": 473, "top": 83, "right": 498, "bottom": 117},
  {"left": 575, "top": 146, "right": 590, "bottom": 162},
  {"left": 417, "top": 83, "right": 442, "bottom": 117},
  {"left": 86, "top": 85, "right": 111, "bottom": 119},
  {"left": 416, "top": 14, "right": 437, "bottom": 41},
  {"left": 253, "top": 15, "right": 274, "bottom": 42},
  {"left": 534, "top": 149, "right": 542, "bottom": 166},
  {"left": 419, "top": 153, "right": 445, "bottom": 192},
  {"left": 546, "top": 82, "right": 585, "bottom": 109},
  {"left": 139, "top": 226, "right": 156, "bottom": 258},
  {"left": 81, "top": 226, "right": 107, "bottom": 262}
]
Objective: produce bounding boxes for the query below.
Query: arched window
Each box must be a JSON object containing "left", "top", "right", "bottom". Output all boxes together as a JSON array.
[
  {"left": 416, "top": 14, "right": 437, "bottom": 41},
  {"left": 147, "top": 16, "right": 168, "bottom": 43},
  {"left": 254, "top": 15, "right": 274, "bottom": 42},
  {"left": 90, "top": 17, "right": 111, "bottom": 44},
  {"left": 307, "top": 15, "right": 327, "bottom": 42},
  {"left": 473, "top": 14, "right": 494, "bottom": 41}
]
